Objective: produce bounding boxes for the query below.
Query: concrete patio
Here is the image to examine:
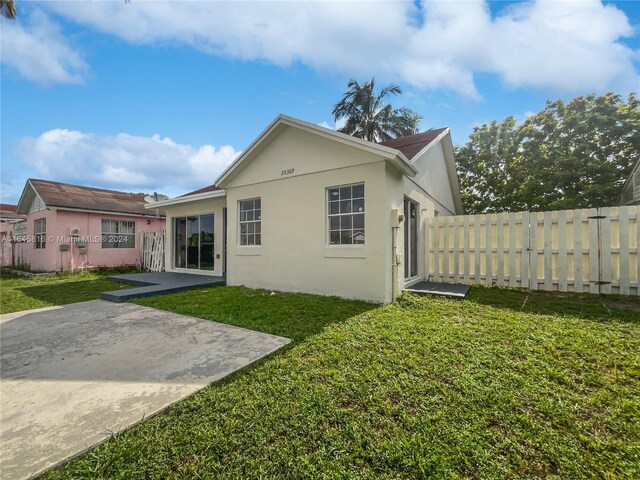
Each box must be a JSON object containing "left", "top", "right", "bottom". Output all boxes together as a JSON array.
[
  {"left": 0, "top": 300, "right": 290, "bottom": 480},
  {"left": 102, "top": 271, "right": 226, "bottom": 302}
]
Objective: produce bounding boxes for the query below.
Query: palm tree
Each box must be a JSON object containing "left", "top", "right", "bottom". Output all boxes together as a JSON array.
[
  {"left": 332, "top": 78, "right": 422, "bottom": 142},
  {"left": 1, "top": 0, "right": 17, "bottom": 19}
]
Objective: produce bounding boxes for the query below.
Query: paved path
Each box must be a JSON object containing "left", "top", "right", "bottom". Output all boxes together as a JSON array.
[{"left": 0, "top": 300, "right": 290, "bottom": 479}]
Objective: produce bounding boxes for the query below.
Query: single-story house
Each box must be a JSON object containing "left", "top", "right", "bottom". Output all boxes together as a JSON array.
[
  {"left": 148, "top": 115, "right": 463, "bottom": 303},
  {"left": 11, "top": 179, "right": 166, "bottom": 272},
  {"left": 620, "top": 158, "right": 640, "bottom": 206}
]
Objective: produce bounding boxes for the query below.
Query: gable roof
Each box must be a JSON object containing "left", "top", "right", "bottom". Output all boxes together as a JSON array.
[
  {"left": 17, "top": 179, "right": 164, "bottom": 217},
  {"left": 179, "top": 184, "right": 222, "bottom": 197},
  {"left": 378, "top": 128, "right": 449, "bottom": 161},
  {"left": 215, "top": 114, "right": 418, "bottom": 188}
]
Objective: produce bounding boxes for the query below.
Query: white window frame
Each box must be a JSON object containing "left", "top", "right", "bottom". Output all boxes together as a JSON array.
[
  {"left": 238, "top": 198, "right": 261, "bottom": 246},
  {"left": 101, "top": 219, "right": 136, "bottom": 249},
  {"left": 326, "top": 182, "right": 365, "bottom": 247},
  {"left": 34, "top": 218, "right": 46, "bottom": 249}
]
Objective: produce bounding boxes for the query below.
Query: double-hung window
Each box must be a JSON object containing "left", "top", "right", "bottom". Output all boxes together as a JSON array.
[
  {"left": 34, "top": 218, "right": 46, "bottom": 249},
  {"left": 328, "top": 183, "right": 365, "bottom": 245},
  {"left": 239, "top": 198, "right": 261, "bottom": 246},
  {"left": 101, "top": 220, "right": 136, "bottom": 248}
]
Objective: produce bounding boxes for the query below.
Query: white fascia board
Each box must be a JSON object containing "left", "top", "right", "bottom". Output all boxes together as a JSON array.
[
  {"left": 144, "top": 189, "right": 226, "bottom": 209},
  {"left": 408, "top": 128, "right": 451, "bottom": 164}
]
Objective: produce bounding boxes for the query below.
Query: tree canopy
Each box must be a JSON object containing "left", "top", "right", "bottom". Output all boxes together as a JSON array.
[
  {"left": 456, "top": 93, "right": 640, "bottom": 213},
  {"left": 333, "top": 78, "right": 421, "bottom": 142}
]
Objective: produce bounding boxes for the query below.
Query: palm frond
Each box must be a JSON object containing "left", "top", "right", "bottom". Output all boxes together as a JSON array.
[
  {"left": 333, "top": 78, "right": 421, "bottom": 141},
  {"left": 1, "top": 0, "right": 17, "bottom": 19}
]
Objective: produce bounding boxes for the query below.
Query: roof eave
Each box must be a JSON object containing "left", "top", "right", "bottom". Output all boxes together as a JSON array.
[{"left": 145, "top": 189, "right": 227, "bottom": 209}]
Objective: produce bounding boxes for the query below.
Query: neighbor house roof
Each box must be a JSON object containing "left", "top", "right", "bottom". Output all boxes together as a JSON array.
[
  {"left": 378, "top": 128, "right": 449, "bottom": 161},
  {"left": 17, "top": 179, "right": 164, "bottom": 217},
  {"left": 0, "top": 203, "right": 26, "bottom": 223},
  {"left": 0, "top": 204, "right": 17, "bottom": 213}
]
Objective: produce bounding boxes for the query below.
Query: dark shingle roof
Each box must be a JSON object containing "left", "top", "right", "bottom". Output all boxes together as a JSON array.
[
  {"left": 378, "top": 128, "right": 448, "bottom": 161},
  {"left": 27, "top": 179, "right": 162, "bottom": 217}
]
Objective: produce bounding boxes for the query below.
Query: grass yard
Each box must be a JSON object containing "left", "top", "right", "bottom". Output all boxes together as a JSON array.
[
  {"left": 39, "top": 285, "right": 640, "bottom": 479},
  {"left": 0, "top": 270, "right": 130, "bottom": 314}
]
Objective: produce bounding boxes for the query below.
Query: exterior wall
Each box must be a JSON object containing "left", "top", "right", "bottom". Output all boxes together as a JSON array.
[
  {"left": 163, "top": 197, "right": 227, "bottom": 277},
  {"left": 12, "top": 208, "right": 57, "bottom": 272},
  {"left": 386, "top": 146, "right": 458, "bottom": 298},
  {"left": 224, "top": 127, "right": 391, "bottom": 303},
  {"left": 12, "top": 210, "right": 165, "bottom": 272},
  {"left": 409, "top": 140, "right": 457, "bottom": 216}
]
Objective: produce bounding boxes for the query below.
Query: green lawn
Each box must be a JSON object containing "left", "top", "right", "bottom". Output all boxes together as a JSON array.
[
  {"left": 0, "top": 269, "right": 130, "bottom": 314},
  {"left": 36, "top": 285, "right": 639, "bottom": 479}
]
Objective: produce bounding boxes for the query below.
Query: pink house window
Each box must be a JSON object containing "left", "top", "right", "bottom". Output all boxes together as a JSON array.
[{"left": 34, "top": 218, "right": 46, "bottom": 249}]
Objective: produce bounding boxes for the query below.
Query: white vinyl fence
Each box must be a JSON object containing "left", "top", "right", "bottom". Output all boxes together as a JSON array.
[
  {"left": 140, "top": 231, "right": 165, "bottom": 272},
  {"left": 425, "top": 206, "right": 639, "bottom": 295}
]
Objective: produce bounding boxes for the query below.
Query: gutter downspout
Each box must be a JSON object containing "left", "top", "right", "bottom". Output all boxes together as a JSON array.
[{"left": 392, "top": 226, "right": 398, "bottom": 301}]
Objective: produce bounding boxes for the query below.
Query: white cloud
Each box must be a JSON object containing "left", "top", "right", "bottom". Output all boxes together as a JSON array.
[
  {"left": 0, "top": 10, "right": 87, "bottom": 85},
  {"left": 41, "top": 0, "right": 638, "bottom": 97},
  {"left": 16, "top": 129, "right": 240, "bottom": 197},
  {"left": 318, "top": 118, "right": 346, "bottom": 131}
]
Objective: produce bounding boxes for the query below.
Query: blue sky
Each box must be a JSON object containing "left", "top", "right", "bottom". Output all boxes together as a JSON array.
[{"left": 1, "top": 0, "right": 639, "bottom": 203}]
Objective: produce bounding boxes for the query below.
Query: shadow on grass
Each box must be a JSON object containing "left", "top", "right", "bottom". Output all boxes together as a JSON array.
[
  {"left": 465, "top": 285, "right": 640, "bottom": 324},
  {"left": 134, "top": 285, "right": 380, "bottom": 343}
]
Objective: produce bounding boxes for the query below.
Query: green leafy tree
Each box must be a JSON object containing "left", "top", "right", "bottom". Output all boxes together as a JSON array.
[
  {"left": 456, "top": 93, "right": 640, "bottom": 213},
  {"left": 333, "top": 78, "right": 421, "bottom": 142}
]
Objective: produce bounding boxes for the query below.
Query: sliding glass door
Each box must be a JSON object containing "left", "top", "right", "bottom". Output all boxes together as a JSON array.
[{"left": 174, "top": 214, "right": 214, "bottom": 270}]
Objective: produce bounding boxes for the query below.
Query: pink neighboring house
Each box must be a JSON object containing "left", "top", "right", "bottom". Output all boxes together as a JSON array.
[{"left": 9, "top": 179, "right": 165, "bottom": 272}]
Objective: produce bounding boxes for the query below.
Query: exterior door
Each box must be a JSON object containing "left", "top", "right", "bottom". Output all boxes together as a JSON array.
[
  {"left": 173, "top": 214, "right": 214, "bottom": 270},
  {"left": 404, "top": 198, "right": 418, "bottom": 279}
]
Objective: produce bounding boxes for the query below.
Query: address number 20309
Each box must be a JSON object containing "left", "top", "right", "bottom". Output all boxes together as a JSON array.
[{"left": 281, "top": 168, "right": 295, "bottom": 176}]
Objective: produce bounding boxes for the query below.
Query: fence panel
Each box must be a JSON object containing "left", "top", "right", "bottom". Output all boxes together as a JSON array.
[
  {"left": 424, "top": 206, "right": 639, "bottom": 296},
  {"left": 140, "top": 231, "right": 165, "bottom": 272}
]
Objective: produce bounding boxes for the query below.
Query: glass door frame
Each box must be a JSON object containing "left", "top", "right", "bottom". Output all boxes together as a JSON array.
[
  {"left": 403, "top": 197, "right": 419, "bottom": 281},
  {"left": 173, "top": 214, "right": 215, "bottom": 271}
]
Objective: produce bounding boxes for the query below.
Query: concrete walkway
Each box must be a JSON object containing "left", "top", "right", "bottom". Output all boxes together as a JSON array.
[
  {"left": 0, "top": 300, "right": 290, "bottom": 480},
  {"left": 102, "top": 271, "right": 226, "bottom": 302}
]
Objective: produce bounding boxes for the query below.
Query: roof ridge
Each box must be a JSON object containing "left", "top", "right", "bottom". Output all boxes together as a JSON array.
[{"left": 29, "top": 178, "right": 145, "bottom": 197}]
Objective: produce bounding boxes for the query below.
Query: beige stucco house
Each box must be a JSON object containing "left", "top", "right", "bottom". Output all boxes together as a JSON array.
[{"left": 149, "top": 115, "right": 463, "bottom": 303}]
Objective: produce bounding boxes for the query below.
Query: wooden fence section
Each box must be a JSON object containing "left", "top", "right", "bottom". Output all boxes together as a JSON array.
[
  {"left": 425, "top": 206, "right": 639, "bottom": 295},
  {"left": 140, "top": 231, "right": 165, "bottom": 272}
]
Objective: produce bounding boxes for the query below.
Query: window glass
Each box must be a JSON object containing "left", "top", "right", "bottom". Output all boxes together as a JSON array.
[
  {"left": 327, "top": 183, "right": 364, "bottom": 245},
  {"left": 102, "top": 220, "right": 135, "bottom": 249},
  {"left": 174, "top": 214, "right": 214, "bottom": 269},
  {"left": 239, "top": 198, "right": 261, "bottom": 246},
  {"left": 34, "top": 218, "right": 46, "bottom": 249}
]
